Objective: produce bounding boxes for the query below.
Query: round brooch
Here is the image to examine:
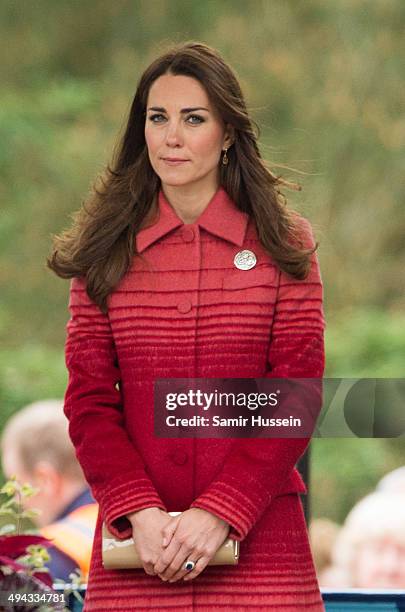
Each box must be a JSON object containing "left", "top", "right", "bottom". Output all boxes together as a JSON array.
[{"left": 233, "top": 250, "right": 257, "bottom": 270}]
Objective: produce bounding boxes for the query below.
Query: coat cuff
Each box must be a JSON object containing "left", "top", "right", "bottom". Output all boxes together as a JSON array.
[
  {"left": 190, "top": 472, "right": 271, "bottom": 542},
  {"left": 97, "top": 473, "right": 168, "bottom": 539}
]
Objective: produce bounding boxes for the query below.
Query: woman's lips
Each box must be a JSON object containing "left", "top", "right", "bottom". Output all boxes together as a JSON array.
[{"left": 162, "top": 158, "right": 189, "bottom": 166}]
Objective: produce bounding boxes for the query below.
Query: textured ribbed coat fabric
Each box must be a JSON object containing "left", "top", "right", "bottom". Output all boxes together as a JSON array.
[{"left": 64, "top": 185, "right": 326, "bottom": 611}]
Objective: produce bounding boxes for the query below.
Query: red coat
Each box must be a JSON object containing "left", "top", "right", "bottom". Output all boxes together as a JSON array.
[{"left": 64, "top": 185, "right": 326, "bottom": 611}]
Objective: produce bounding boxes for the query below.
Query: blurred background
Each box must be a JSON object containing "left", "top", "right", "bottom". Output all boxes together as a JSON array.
[{"left": 1, "top": 0, "right": 404, "bottom": 563}]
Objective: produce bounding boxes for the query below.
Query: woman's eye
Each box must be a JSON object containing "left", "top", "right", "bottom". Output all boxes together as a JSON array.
[
  {"left": 186, "top": 114, "right": 205, "bottom": 124},
  {"left": 148, "top": 114, "right": 205, "bottom": 124},
  {"left": 149, "top": 114, "right": 165, "bottom": 123}
]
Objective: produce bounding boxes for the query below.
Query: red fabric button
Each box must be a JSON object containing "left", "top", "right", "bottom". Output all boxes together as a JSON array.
[
  {"left": 181, "top": 227, "right": 195, "bottom": 242},
  {"left": 169, "top": 450, "right": 188, "bottom": 465},
  {"left": 177, "top": 300, "right": 192, "bottom": 314}
]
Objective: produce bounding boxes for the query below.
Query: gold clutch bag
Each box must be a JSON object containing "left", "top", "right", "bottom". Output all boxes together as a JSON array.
[{"left": 102, "top": 512, "right": 239, "bottom": 569}]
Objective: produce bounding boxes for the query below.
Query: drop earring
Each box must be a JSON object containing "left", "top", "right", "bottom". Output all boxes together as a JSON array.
[{"left": 222, "top": 148, "right": 229, "bottom": 166}]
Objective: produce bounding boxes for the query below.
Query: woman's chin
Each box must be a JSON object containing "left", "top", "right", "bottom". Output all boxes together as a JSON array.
[{"left": 159, "top": 174, "right": 196, "bottom": 187}]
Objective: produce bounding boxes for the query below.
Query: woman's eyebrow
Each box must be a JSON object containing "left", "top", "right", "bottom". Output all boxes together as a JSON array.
[{"left": 147, "top": 106, "right": 210, "bottom": 113}]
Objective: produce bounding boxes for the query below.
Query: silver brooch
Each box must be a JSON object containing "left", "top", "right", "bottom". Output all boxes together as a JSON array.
[{"left": 234, "top": 250, "right": 257, "bottom": 270}]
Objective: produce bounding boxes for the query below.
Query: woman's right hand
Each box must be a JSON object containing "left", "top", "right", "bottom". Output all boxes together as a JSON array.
[{"left": 127, "top": 507, "right": 178, "bottom": 576}]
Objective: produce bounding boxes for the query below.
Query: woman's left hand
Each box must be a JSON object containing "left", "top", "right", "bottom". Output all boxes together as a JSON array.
[{"left": 153, "top": 507, "right": 230, "bottom": 582}]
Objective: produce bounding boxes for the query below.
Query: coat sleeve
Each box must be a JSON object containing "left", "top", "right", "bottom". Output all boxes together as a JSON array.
[
  {"left": 64, "top": 276, "right": 167, "bottom": 539},
  {"left": 190, "top": 217, "right": 325, "bottom": 541}
]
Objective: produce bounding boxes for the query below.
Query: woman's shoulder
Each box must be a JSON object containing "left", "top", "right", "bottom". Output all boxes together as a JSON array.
[{"left": 245, "top": 210, "right": 317, "bottom": 250}]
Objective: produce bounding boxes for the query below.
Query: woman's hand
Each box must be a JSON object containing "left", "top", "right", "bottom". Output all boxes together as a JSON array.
[
  {"left": 153, "top": 508, "right": 230, "bottom": 583},
  {"left": 127, "top": 507, "right": 173, "bottom": 576}
]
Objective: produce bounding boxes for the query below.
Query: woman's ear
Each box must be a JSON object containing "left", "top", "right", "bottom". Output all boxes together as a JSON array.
[{"left": 223, "top": 124, "right": 235, "bottom": 149}]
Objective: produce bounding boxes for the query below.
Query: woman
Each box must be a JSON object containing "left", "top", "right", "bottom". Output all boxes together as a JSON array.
[{"left": 48, "top": 41, "right": 326, "bottom": 611}]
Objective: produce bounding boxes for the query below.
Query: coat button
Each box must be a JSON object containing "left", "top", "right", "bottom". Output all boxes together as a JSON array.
[
  {"left": 181, "top": 227, "right": 195, "bottom": 243},
  {"left": 177, "top": 300, "right": 192, "bottom": 314},
  {"left": 169, "top": 450, "right": 188, "bottom": 465}
]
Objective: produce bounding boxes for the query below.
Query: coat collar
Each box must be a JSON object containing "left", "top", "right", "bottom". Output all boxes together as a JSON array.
[{"left": 136, "top": 185, "right": 249, "bottom": 253}]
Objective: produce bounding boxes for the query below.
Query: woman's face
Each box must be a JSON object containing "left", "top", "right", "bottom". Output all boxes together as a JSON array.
[{"left": 144, "top": 73, "right": 232, "bottom": 191}]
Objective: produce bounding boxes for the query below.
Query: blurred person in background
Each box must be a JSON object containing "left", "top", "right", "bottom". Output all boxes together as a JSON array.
[
  {"left": 1, "top": 399, "right": 97, "bottom": 582},
  {"left": 331, "top": 491, "right": 405, "bottom": 588},
  {"left": 309, "top": 517, "right": 345, "bottom": 587},
  {"left": 377, "top": 466, "right": 405, "bottom": 494}
]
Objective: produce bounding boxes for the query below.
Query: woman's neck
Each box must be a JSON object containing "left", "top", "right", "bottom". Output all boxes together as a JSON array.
[{"left": 161, "top": 181, "right": 219, "bottom": 224}]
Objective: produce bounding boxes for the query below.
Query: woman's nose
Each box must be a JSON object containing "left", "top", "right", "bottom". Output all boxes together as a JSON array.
[{"left": 165, "top": 120, "right": 183, "bottom": 146}]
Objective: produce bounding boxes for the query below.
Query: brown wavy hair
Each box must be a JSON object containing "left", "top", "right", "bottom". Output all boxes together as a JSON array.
[{"left": 47, "top": 40, "right": 318, "bottom": 314}]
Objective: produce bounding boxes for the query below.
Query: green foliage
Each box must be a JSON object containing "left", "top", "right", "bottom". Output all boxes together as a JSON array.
[
  {"left": 0, "top": 345, "right": 66, "bottom": 436},
  {"left": 0, "top": 476, "right": 49, "bottom": 572},
  {"left": 325, "top": 308, "right": 405, "bottom": 377},
  {"left": 316, "top": 308, "right": 405, "bottom": 522},
  {"left": 0, "top": 477, "right": 40, "bottom": 537},
  {"left": 0, "top": 477, "right": 84, "bottom": 607},
  {"left": 54, "top": 569, "right": 85, "bottom": 606},
  {"left": 311, "top": 437, "right": 405, "bottom": 523}
]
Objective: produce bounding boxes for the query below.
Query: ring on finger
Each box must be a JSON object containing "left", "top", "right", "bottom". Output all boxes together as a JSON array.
[{"left": 183, "top": 559, "right": 196, "bottom": 571}]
